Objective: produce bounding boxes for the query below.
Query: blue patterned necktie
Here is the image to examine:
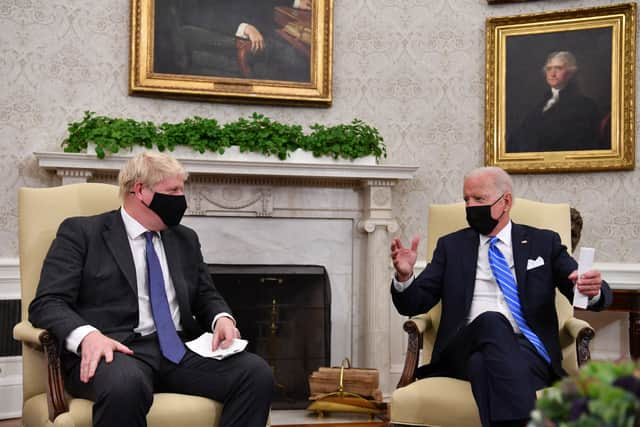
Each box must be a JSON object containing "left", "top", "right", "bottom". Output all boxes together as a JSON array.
[
  {"left": 144, "top": 231, "right": 186, "bottom": 364},
  {"left": 488, "top": 237, "right": 551, "bottom": 364}
]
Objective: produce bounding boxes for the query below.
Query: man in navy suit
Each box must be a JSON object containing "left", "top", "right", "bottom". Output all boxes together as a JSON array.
[
  {"left": 390, "top": 166, "right": 612, "bottom": 427},
  {"left": 29, "top": 152, "right": 273, "bottom": 427}
]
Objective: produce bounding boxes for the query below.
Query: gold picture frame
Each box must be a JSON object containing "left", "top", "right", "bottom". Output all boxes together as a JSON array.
[
  {"left": 487, "top": 1, "right": 540, "bottom": 4},
  {"left": 485, "top": 3, "right": 636, "bottom": 173},
  {"left": 129, "top": 0, "right": 333, "bottom": 106}
]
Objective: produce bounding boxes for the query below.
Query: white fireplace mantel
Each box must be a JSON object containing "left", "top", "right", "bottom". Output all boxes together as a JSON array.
[
  {"left": 35, "top": 151, "right": 418, "bottom": 185},
  {"left": 35, "top": 150, "right": 418, "bottom": 395}
]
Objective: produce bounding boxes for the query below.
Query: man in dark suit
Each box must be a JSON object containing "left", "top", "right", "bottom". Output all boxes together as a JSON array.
[
  {"left": 29, "top": 152, "right": 273, "bottom": 427},
  {"left": 390, "top": 166, "right": 612, "bottom": 427},
  {"left": 507, "top": 51, "right": 606, "bottom": 153},
  {"left": 154, "top": 0, "right": 310, "bottom": 81}
]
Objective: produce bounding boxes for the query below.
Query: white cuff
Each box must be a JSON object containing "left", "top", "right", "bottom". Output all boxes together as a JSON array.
[
  {"left": 293, "top": 0, "right": 301, "bottom": 7},
  {"left": 66, "top": 325, "right": 98, "bottom": 354},
  {"left": 392, "top": 274, "right": 415, "bottom": 292},
  {"left": 236, "top": 23, "right": 248, "bottom": 39},
  {"left": 212, "top": 313, "right": 235, "bottom": 332},
  {"left": 588, "top": 290, "right": 602, "bottom": 306}
]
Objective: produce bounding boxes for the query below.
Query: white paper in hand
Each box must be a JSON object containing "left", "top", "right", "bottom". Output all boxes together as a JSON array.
[
  {"left": 185, "top": 333, "right": 248, "bottom": 360},
  {"left": 573, "top": 247, "right": 595, "bottom": 309}
]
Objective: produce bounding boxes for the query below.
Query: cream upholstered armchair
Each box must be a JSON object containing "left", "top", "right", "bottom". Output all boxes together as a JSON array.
[
  {"left": 389, "top": 198, "right": 595, "bottom": 427},
  {"left": 13, "top": 183, "right": 224, "bottom": 427}
]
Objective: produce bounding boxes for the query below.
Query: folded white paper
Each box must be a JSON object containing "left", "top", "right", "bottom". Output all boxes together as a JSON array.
[
  {"left": 573, "top": 247, "right": 595, "bottom": 309},
  {"left": 185, "top": 333, "right": 248, "bottom": 360}
]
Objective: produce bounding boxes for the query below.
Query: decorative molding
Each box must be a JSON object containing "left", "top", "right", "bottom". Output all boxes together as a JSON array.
[
  {"left": 0, "top": 258, "right": 20, "bottom": 300},
  {"left": 35, "top": 151, "right": 419, "bottom": 184},
  {"left": 357, "top": 218, "right": 399, "bottom": 234}
]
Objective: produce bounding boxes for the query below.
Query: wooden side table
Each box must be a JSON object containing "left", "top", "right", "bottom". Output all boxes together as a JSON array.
[{"left": 606, "top": 289, "right": 640, "bottom": 359}]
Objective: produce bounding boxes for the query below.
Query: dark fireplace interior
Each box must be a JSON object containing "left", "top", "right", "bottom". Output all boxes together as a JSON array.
[{"left": 209, "top": 264, "right": 331, "bottom": 409}]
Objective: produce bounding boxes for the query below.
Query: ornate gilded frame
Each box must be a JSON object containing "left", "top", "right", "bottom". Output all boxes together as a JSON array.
[
  {"left": 485, "top": 3, "right": 636, "bottom": 173},
  {"left": 129, "top": 0, "right": 333, "bottom": 106}
]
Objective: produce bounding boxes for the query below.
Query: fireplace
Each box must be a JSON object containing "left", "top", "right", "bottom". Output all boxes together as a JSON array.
[{"left": 210, "top": 264, "right": 330, "bottom": 409}]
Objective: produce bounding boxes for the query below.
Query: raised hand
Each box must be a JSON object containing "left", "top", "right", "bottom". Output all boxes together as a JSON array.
[{"left": 391, "top": 236, "right": 420, "bottom": 282}]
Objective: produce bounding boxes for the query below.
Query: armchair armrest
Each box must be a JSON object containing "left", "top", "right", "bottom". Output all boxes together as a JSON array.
[
  {"left": 560, "top": 317, "right": 595, "bottom": 367},
  {"left": 13, "top": 320, "right": 69, "bottom": 421},
  {"left": 13, "top": 320, "right": 46, "bottom": 350},
  {"left": 397, "top": 314, "right": 434, "bottom": 388}
]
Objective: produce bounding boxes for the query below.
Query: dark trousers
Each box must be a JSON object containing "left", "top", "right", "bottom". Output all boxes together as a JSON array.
[
  {"left": 64, "top": 334, "right": 274, "bottom": 427},
  {"left": 421, "top": 312, "right": 554, "bottom": 427}
]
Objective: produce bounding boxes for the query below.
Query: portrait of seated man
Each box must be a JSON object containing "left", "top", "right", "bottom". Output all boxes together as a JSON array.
[
  {"left": 154, "top": 0, "right": 311, "bottom": 82},
  {"left": 506, "top": 51, "right": 609, "bottom": 153}
]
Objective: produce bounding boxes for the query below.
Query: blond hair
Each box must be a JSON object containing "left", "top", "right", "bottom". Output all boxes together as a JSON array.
[{"left": 118, "top": 151, "right": 188, "bottom": 199}]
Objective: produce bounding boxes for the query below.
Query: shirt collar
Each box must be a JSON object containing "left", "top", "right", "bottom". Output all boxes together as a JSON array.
[
  {"left": 479, "top": 220, "right": 512, "bottom": 248},
  {"left": 120, "top": 207, "right": 149, "bottom": 240}
]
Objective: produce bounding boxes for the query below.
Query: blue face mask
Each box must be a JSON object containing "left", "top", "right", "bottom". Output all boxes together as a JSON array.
[{"left": 465, "top": 194, "right": 504, "bottom": 235}]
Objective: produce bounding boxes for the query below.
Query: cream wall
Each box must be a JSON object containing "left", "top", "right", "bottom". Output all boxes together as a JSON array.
[{"left": 0, "top": 0, "right": 638, "bottom": 262}]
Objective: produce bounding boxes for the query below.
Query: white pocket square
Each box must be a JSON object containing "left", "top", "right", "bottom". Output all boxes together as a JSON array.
[{"left": 527, "top": 256, "right": 545, "bottom": 270}]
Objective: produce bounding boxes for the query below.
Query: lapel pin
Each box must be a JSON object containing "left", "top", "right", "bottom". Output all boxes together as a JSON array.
[{"left": 521, "top": 240, "right": 528, "bottom": 244}]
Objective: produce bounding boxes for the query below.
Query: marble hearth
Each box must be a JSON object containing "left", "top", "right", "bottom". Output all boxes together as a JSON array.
[{"left": 35, "top": 151, "right": 418, "bottom": 395}]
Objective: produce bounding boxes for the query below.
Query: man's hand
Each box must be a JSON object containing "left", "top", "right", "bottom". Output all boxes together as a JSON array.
[
  {"left": 79, "top": 331, "right": 133, "bottom": 383},
  {"left": 212, "top": 316, "right": 241, "bottom": 351},
  {"left": 297, "top": 0, "right": 312, "bottom": 10},
  {"left": 391, "top": 236, "right": 420, "bottom": 282},
  {"left": 569, "top": 269, "right": 603, "bottom": 297},
  {"left": 244, "top": 24, "right": 265, "bottom": 53}
]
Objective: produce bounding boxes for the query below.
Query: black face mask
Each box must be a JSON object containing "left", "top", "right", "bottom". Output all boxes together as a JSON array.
[
  {"left": 146, "top": 192, "right": 187, "bottom": 227},
  {"left": 465, "top": 194, "right": 504, "bottom": 235}
]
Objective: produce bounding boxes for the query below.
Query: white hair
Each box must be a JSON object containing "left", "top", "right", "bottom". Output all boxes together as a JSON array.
[{"left": 464, "top": 166, "right": 513, "bottom": 197}]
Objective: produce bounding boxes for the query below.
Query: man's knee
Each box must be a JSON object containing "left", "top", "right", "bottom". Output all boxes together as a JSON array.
[
  {"left": 244, "top": 353, "right": 275, "bottom": 393},
  {"left": 471, "top": 311, "right": 513, "bottom": 335},
  {"left": 93, "top": 357, "right": 153, "bottom": 410}
]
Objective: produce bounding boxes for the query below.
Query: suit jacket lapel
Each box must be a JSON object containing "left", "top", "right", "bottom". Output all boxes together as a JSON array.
[
  {"left": 462, "top": 229, "right": 480, "bottom": 313},
  {"left": 511, "top": 223, "right": 530, "bottom": 295},
  {"left": 103, "top": 210, "right": 137, "bottom": 295}
]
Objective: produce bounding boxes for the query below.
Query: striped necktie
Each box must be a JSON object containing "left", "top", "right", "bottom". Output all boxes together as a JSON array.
[
  {"left": 144, "top": 231, "right": 186, "bottom": 364},
  {"left": 488, "top": 237, "right": 551, "bottom": 364}
]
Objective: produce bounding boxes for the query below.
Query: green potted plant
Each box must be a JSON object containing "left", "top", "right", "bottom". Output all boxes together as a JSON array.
[
  {"left": 529, "top": 360, "right": 640, "bottom": 427},
  {"left": 62, "top": 112, "right": 387, "bottom": 162}
]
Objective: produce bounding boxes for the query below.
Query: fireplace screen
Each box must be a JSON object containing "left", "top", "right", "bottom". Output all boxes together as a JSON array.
[{"left": 209, "top": 264, "right": 331, "bottom": 409}]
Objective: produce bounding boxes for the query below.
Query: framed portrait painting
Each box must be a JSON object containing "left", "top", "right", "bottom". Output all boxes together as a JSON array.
[
  {"left": 485, "top": 3, "right": 636, "bottom": 173},
  {"left": 129, "top": 0, "right": 333, "bottom": 106}
]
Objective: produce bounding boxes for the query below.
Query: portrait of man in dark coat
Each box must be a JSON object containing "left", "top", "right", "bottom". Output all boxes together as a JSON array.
[{"left": 506, "top": 51, "right": 609, "bottom": 153}]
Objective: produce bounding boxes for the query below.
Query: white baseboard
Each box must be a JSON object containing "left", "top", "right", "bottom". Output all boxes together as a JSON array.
[
  {"left": 0, "top": 356, "right": 22, "bottom": 419},
  {"left": 0, "top": 258, "right": 20, "bottom": 300},
  {"left": 0, "top": 260, "right": 22, "bottom": 419}
]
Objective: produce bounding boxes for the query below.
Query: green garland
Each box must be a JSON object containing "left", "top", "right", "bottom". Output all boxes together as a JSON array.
[{"left": 63, "top": 111, "right": 387, "bottom": 161}]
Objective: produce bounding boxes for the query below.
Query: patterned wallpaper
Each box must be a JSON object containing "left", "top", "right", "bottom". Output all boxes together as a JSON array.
[{"left": 0, "top": 0, "right": 638, "bottom": 262}]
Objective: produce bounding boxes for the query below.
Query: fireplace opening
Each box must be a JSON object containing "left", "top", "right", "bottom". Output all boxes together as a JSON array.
[{"left": 209, "top": 264, "right": 331, "bottom": 409}]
